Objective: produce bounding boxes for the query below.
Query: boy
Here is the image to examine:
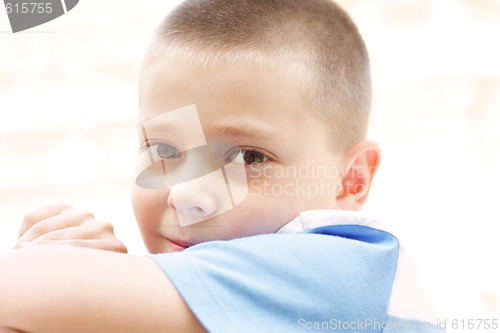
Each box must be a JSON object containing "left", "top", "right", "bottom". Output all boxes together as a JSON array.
[{"left": 0, "top": 0, "right": 440, "bottom": 332}]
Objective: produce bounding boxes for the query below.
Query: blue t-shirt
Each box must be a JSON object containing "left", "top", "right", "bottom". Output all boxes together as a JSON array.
[{"left": 148, "top": 224, "right": 444, "bottom": 332}]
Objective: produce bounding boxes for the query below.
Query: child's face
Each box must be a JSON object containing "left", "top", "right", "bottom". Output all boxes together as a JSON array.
[{"left": 132, "top": 54, "right": 346, "bottom": 253}]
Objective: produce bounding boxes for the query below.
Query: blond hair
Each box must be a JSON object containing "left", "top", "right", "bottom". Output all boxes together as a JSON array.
[{"left": 145, "top": 0, "right": 371, "bottom": 152}]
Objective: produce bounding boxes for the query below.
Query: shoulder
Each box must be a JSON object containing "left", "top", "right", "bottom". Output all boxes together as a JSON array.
[{"left": 148, "top": 226, "right": 399, "bottom": 333}]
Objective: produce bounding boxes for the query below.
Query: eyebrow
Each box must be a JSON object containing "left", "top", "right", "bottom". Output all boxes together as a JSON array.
[
  {"left": 138, "top": 116, "right": 289, "bottom": 143},
  {"left": 138, "top": 121, "right": 181, "bottom": 139},
  {"left": 208, "top": 122, "right": 289, "bottom": 143}
]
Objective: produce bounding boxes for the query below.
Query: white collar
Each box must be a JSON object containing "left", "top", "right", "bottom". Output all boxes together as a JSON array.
[{"left": 276, "top": 210, "right": 381, "bottom": 234}]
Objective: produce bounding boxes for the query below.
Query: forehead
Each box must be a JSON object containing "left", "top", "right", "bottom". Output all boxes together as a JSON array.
[{"left": 138, "top": 54, "right": 309, "bottom": 129}]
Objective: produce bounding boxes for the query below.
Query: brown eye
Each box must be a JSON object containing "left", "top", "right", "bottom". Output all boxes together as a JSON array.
[
  {"left": 227, "top": 148, "right": 269, "bottom": 165},
  {"left": 156, "top": 143, "right": 180, "bottom": 159},
  {"left": 242, "top": 150, "right": 267, "bottom": 164}
]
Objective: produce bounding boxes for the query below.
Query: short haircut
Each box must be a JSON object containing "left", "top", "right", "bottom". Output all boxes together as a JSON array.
[{"left": 145, "top": 0, "right": 371, "bottom": 152}]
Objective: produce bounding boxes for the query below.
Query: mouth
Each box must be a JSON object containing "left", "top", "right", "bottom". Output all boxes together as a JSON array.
[{"left": 166, "top": 238, "right": 193, "bottom": 252}]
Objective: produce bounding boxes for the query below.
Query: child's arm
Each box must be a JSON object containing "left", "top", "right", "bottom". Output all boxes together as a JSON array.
[{"left": 0, "top": 245, "right": 207, "bottom": 333}]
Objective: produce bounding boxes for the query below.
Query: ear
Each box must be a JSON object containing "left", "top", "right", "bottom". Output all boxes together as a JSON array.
[{"left": 336, "top": 140, "right": 380, "bottom": 211}]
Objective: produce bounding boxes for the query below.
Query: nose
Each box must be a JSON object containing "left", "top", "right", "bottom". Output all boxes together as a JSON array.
[
  {"left": 166, "top": 169, "right": 234, "bottom": 227},
  {"left": 168, "top": 182, "right": 217, "bottom": 218}
]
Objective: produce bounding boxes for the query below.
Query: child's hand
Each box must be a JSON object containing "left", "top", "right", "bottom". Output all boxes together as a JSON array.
[{"left": 13, "top": 203, "right": 128, "bottom": 253}]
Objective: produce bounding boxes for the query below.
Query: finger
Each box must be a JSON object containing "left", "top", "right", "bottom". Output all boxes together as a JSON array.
[
  {"left": 18, "top": 209, "right": 95, "bottom": 243},
  {"left": 17, "top": 239, "right": 128, "bottom": 253},
  {"left": 19, "top": 203, "right": 73, "bottom": 237},
  {"left": 35, "top": 221, "right": 115, "bottom": 242}
]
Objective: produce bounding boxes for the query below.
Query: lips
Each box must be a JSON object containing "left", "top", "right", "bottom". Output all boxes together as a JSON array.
[{"left": 166, "top": 238, "right": 192, "bottom": 252}]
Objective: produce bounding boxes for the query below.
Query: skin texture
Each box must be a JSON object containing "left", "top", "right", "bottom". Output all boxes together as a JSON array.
[
  {"left": 0, "top": 56, "right": 379, "bottom": 332},
  {"left": 0, "top": 328, "right": 23, "bottom": 333}
]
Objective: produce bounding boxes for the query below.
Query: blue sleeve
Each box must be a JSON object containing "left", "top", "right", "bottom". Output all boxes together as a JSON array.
[{"left": 148, "top": 225, "right": 400, "bottom": 333}]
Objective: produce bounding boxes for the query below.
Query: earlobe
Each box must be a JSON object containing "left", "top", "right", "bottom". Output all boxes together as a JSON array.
[{"left": 336, "top": 140, "right": 380, "bottom": 210}]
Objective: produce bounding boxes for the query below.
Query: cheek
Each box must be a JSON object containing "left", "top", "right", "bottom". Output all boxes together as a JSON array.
[
  {"left": 131, "top": 186, "right": 169, "bottom": 248},
  {"left": 228, "top": 191, "right": 298, "bottom": 237},
  {"left": 247, "top": 167, "right": 341, "bottom": 212}
]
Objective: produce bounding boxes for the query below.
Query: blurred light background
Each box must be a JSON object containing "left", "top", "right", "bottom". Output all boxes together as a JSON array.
[{"left": 1, "top": 0, "right": 499, "bottom": 330}]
